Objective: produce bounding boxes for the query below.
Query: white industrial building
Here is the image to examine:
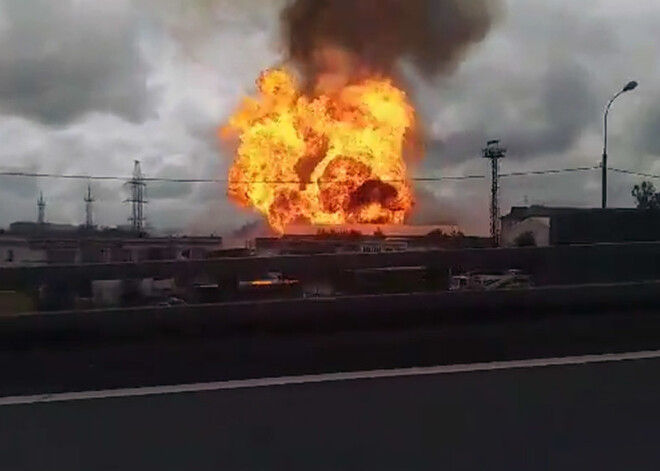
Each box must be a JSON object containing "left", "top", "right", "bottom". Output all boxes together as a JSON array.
[{"left": 0, "top": 236, "right": 47, "bottom": 267}]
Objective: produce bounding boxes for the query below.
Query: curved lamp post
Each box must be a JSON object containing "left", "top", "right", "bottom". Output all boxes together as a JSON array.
[{"left": 602, "top": 80, "right": 638, "bottom": 208}]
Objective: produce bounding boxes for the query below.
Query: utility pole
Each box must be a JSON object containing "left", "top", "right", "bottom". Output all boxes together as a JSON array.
[
  {"left": 37, "top": 192, "right": 46, "bottom": 225},
  {"left": 84, "top": 182, "right": 95, "bottom": 229},
  {"left": 125, "top": 160, "right": 147, "bottom": 233},
  {"left": 482, "top": 140, "right": 506, "bottom": 246}
]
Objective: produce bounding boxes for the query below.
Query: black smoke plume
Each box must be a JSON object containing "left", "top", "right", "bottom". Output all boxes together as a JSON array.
[{"left": 282, "top": 0, "right": 499, "bottom": 88}]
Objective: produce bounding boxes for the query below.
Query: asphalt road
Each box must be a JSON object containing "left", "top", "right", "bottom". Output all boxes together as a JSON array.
[
  {"left": 2, "top": 355, "right": 660, "bottom": 471},
  {"left": 3, "top": 307, "right": 660, "bottom": 470}
]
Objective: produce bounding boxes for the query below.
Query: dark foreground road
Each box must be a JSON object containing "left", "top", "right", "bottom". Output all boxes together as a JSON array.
[
  {"left": 4, "top": 304, "right": 660, "bottom": 470},
  {"left": 2, "top": 355, "right": 660, "bottom": 471},
  {"left": 5, "top": 308, "right": 660, "bottom": 397}
]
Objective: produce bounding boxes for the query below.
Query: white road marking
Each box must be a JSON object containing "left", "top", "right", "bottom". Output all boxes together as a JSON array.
[{"left": 2, "top": 349, "right": 660, "bottom": 407}]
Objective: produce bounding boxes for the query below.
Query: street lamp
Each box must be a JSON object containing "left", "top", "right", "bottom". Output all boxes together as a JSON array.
[{"left": 602, "top": 80, "right": 638, "bottom": 208}]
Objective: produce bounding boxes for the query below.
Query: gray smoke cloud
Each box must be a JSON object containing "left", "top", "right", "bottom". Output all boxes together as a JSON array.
[
  {"left": 427, "top": 60, "right": 600, "bottom": 164},
  {"left": 0, "top": 0, "right": 654, "bottom": 236},
  {"left": 0, "top": 0, "right": 149, "bottom": 125}
]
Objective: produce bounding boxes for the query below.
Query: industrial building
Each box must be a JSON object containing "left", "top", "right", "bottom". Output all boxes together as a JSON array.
[
  {"left": 501, "top": 206, "right": 660, "bottom": 246},
  {"left": 254, "top": 224, "right": 479, "bottom": 256},
  {"left": 0, "top": 231, "right": 222, "bottom": 266}
]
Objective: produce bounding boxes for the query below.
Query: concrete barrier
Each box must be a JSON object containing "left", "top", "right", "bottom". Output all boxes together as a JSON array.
[{"left": 2, "top": 281, "right": 660, "bottom": 343}]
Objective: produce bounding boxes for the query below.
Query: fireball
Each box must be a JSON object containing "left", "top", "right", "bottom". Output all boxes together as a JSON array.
[{"left": 222, "top": 67, "right": 419, "bottom": 233}]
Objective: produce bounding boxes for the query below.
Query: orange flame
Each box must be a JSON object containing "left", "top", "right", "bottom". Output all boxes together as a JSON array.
[{"left": 222, "top": 68, "right": 420, "bottom": 233}]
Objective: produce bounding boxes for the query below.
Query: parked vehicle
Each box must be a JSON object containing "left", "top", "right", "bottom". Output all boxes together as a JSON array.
[{"left": 450, "top": 269, "right": 533, "bottom": 291}]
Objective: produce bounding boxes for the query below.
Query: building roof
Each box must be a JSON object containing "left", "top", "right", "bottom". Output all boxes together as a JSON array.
[
  {"left": 502, "top": 206, "right": 639, "bottom": 221},
  {"left": 0, "top": 236, "right": 30, "bottom": 247},
  {"left": 26, "top": 236, "right": 222, "bottom": 247},
  {"left": 283, "top": 223, "right": 460, "bottom": 237}
]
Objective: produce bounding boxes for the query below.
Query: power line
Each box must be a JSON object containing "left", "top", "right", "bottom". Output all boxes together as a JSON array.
[
  {"left": 608, "top": 168, "right": 660, "bottom": 180},
  {"left": 501, "top": 166, "right": 598, "bottom": 178},
  {"left": 414, "top": 174, "right": 487, "bottom": 182},
  {"left": 0, "top": 166, "right": 602, "bottom": 184},
  {"left": 0, "top": 170, "right": 485, "bottom": 183}
]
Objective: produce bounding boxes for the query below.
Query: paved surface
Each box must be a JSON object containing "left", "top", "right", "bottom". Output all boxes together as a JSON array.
[
  {"left": 4, "top": 308, "right": 660, "bottom": 469},
  {"left": 2, "top": 355, "right": 660, "bottom": 470},
  {"left": 4, "top": 309, "right": 660, "bottom": 397}
]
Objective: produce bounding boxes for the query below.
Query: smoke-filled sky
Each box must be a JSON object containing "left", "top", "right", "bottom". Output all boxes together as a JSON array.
[{"left": 0, "top": 0, "right": 655, "bottom": 235}]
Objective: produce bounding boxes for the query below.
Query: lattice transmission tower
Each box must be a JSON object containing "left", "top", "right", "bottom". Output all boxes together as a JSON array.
[
  {"left": 125, "top": 160, "right": 147, "bottom": 233},
  {"left": 482, "top": 140, "right": 506, "bottom": 246}
]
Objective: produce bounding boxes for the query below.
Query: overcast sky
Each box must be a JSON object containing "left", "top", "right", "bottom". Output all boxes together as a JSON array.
[{"left": 0, "top": 0, "right": 656, "bottom": 235}]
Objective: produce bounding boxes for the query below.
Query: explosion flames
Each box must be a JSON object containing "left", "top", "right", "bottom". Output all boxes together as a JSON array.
[
  {"left": 224, "top": 68, "right": 416, "bottom": 232},
  {"left": 221, "top": 0, "right": 499, "bottom": 233}
]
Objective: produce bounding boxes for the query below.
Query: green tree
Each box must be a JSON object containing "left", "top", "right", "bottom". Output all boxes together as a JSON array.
[{"left": 632, "top": 181, "right": 660, "bottom": 210}]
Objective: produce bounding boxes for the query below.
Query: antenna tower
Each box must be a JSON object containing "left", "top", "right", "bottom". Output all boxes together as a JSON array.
[
  {"left": 84, "top": 182, "right": 95, "bottom": 229},
  {"left": 482, "top": 140, "right": 506, "bottom": 246},
  {"left": 37, "top": 192, "right": 46, "bottom": 225}
]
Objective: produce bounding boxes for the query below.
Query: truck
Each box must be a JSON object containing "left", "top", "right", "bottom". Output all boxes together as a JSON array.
[
  {"left": 449, "top": 269, "right": 533, "bottom": 292},
  {"left": 238, "top": 272, "right": 299, "bottom": 289},
  {"left": 237, "top": 272, "right": 302, "bottom": 300}
]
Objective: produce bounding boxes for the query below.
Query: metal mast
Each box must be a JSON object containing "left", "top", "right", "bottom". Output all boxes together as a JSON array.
[
  {"left": 482, "top": 140, "right": 506, "bottom": 246},
  {"left": 125, "top": 160, "right": 147, "bottom": 233},
  {"left": 84, "top": 182, "right": 95, "bottom": 229},
  {"left": 602, "top": 80, "right": 639, "bottom": 208},
  {"left": 37, "top": 192, "right": 46, "bottom": 225}
]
